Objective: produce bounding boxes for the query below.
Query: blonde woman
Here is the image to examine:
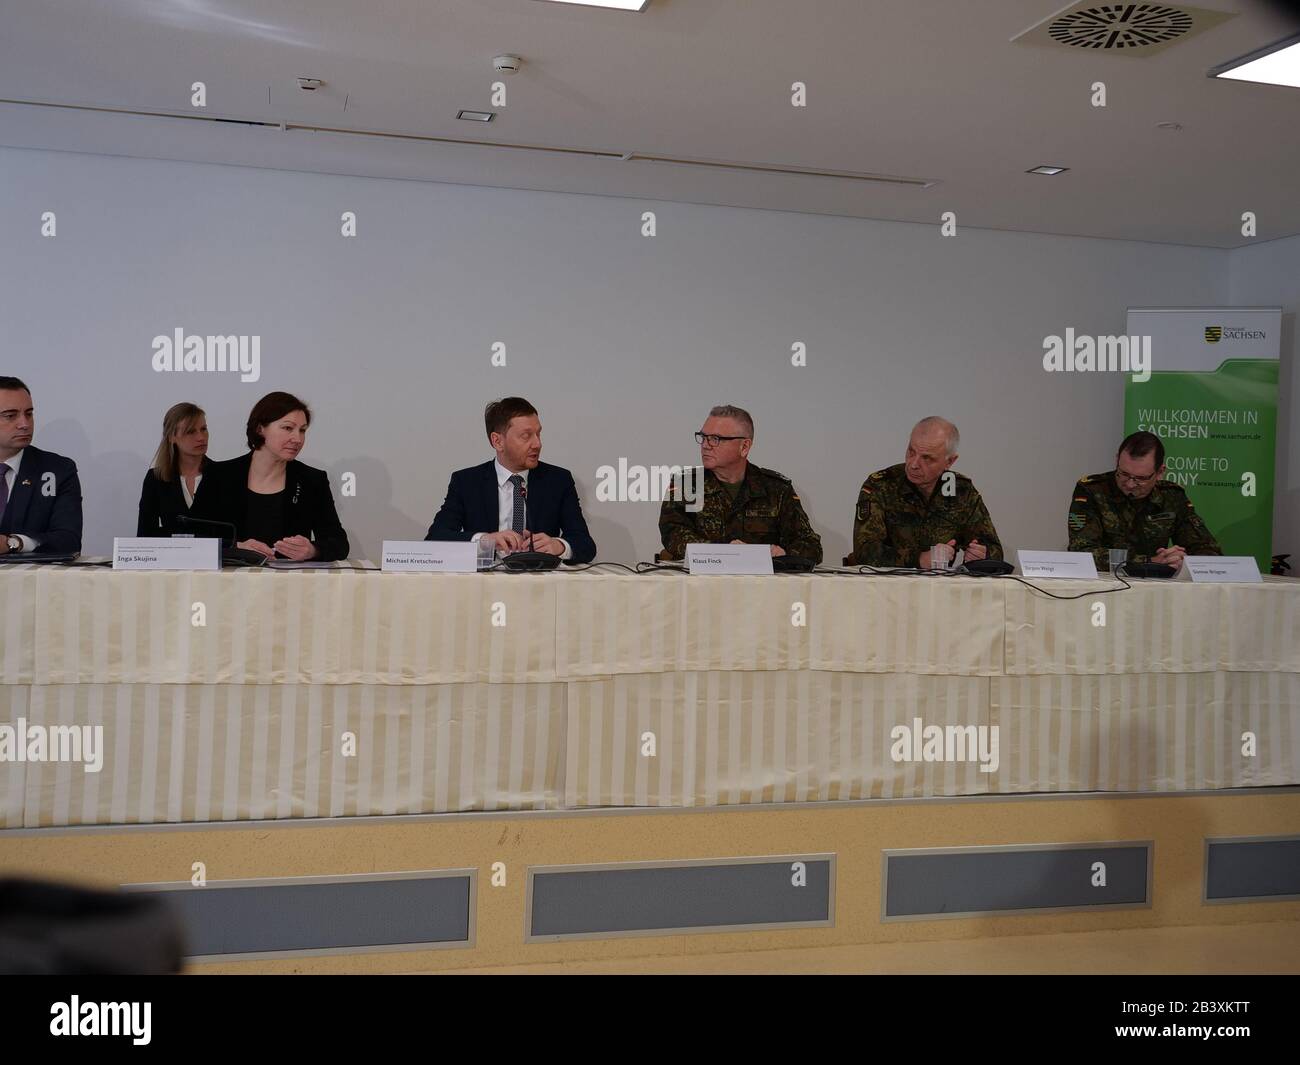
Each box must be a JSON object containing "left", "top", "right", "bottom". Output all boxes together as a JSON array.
[{"left": 137, "top": 402, "right": 211, "bottom": 536}]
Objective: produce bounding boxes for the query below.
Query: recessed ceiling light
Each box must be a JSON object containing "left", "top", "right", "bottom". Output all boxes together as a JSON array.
[
  {"left": 457, "top": 110, "right": 494, "bottom": 122},
  {"left": 532, "top": 0, "right": 650, "bottom": 10},
  {"left": 1210, "top": 31, "right": 1300, "bottom": 89},
  {"left": 1027, "top": 165, "right": 1069, "bottom": 175}
]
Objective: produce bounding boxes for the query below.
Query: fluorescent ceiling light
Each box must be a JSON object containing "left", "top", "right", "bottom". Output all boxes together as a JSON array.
[
  {"left": 1027, "top": 165, "right": 1069, "bottom": 175},
  {"left": 1210, "top": 31, "right": 1300, "bottom": 89},
  {"left": 532, "top": 0, "right": 650, "bottom": 10},
  {"left": 457, "top": 110, "right": 494, "bottom": 122}
]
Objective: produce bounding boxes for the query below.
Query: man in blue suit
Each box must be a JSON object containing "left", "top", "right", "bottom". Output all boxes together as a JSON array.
[
  {"left": 0, "top": 377, "right": 83, "bottom": 556},
  {"left": 426, "top": 397, "right": 596, "bottom": 564}
]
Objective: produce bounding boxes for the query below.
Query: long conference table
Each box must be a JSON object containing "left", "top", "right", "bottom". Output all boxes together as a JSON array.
[{"left": 1, "top": 563, "right": 1297, "bottom": 828}]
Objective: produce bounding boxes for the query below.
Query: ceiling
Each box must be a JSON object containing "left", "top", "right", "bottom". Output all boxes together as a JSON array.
[{"left": 1, "top": 0, "right": 1298, "bottom": 248}]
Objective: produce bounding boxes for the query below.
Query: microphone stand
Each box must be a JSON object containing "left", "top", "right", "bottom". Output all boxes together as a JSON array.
[{"left": 503, "top": 478, "right": 561, "bottom": 571}]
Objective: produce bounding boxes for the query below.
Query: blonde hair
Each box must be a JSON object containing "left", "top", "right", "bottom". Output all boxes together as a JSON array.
[{"left": 150, "top": 402, "right": 206, "bottom": 482}]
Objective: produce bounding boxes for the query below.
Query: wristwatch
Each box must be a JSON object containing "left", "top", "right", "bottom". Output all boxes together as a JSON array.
[{"left": 5, "top": 535, "right": 21, "bottom": 553}]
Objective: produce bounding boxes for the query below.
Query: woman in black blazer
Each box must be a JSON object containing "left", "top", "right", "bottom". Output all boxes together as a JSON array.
[
  {"left": 194, "top": 391, "right": 348, "bottom": 562},
  {"left": 137, "top": 402, "right": 212, "bottom": 536}
]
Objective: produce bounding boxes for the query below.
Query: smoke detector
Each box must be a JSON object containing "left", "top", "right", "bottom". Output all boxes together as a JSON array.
[
  {"left": 1012, "top": 3, "right": 1234, "bottom": 56},
  {"left": 297, "top": 77, "right": 325, "bottom": 91},
  {"left": 493, "top": 55, "right": 523, "bottom": 75}
]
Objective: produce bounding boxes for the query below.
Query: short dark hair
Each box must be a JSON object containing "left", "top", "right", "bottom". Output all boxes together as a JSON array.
[
  {"left": 0, "top": 376, "right": 31, "bottom": 395},
  {"left": 246, "top": 391, "right": 311, "bottom": 450},
  {"left": 1117, "top": 430, "right": 1165, "bottom": 469},
  {"left": 485, "top": 397, "right": 538, "bottom": 440}
]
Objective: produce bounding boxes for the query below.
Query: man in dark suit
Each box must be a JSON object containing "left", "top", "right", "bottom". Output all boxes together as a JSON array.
[
  {"left": 426, "top": 397, "right": 596, "bottom": 564},
  {"left": 0, "top": 377, "right": 83, "bottom": 556}
]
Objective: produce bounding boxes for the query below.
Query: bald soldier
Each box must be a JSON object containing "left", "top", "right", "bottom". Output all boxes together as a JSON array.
[
  {"left": 1068, "top": 431, "right": 1221, "bottom": 573},
  {"left": 658, "top": 405, "right": 822, "bottom": 562},
  {"left": 849, "top": 417, "right": 1002, "bottom": 569}
]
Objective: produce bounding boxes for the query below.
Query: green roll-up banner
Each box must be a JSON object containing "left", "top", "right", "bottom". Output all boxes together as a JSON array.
[{"left": 1125, "top": 308, "right": 1282, "bottom": 571}]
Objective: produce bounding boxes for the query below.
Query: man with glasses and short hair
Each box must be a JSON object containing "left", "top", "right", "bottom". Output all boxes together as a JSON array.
[
  {"left": 1067, "top": 430, "right": 1221, "bottom": 573},
  {"left": 658, "top": 405, "right": 822, "bottom": 562}
]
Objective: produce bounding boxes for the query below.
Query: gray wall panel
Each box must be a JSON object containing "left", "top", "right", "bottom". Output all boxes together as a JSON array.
[
  {"left": 884, "top": 844, "right": 1150, "bottom": 919},
  {"left": 529, "top": 857, "right": 832, "bottom": 939},
  {"left": 140, "top": 873, "right": 472, "bottom": 957},
  {"left": 1205, "top": 837, "right": 1300, "bottom": 902}
]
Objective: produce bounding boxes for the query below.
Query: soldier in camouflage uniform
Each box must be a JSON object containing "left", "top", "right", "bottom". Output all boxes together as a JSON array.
[
  {"left": 848, "top": 416, "right": 1002, "bottom": 568},
  {"left": 658, "top": 405, "right": 822, "bottom": 562},
  {"left": 1068, "top": 431, "right": 1221, "bottom": 572}
]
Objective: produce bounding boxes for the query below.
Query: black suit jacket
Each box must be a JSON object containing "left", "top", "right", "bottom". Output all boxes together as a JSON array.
[
  {"left": 194, "top": 452, "right": 349, "bottom": 561},
  {"left": 136, "top": 456, "right": 213, "bottom": 537},
  {"left": 425, "top": 460, "right": 596, "bottom": 564},
  {"left": 0, "top": 445, "right": 83, "bottom": 554}
]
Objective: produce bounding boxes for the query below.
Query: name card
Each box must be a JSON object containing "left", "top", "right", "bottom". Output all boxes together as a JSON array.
[
  {"left": 113, "top": 537, "right": 220, "bottom": 571},
  {"left": 1185, "top": 556, "right": 1261, "bottom": 583},
  {"left": 1016, "top": 550, "right": 1099, "bottom": 580},
  {"left": 686, "top": 543, "right": 774, "bottom": 575},
  {"left": 382, "top": 540, "right": 477, "bottom": 573}
]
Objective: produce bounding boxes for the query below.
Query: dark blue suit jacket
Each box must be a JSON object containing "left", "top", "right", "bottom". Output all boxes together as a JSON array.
[
  {"left": 0, "top": 445, "right": 83, "bottom": 554},
  {"left": 425, "top": 459, "right": 596, "bottom": 564}
]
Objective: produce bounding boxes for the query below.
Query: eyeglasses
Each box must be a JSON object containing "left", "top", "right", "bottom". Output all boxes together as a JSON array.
[
  {"left": 1115, "top": 468, "right": 1158, "bottom": 486},
  {"left": 695, "top": 432, "right": 749, "bottom": 447}
]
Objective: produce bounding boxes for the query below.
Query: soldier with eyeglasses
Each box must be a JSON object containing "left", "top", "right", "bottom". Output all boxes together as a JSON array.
[
  {"left": 1067, "top": 431, "right": 1221, "bottom": 572},
  {"left": 658, "top": 405, "right": 822, "bottom": 562}
]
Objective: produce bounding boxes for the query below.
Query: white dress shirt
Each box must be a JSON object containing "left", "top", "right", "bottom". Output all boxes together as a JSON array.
[
  {"left": 1, "top": 449, "right": 39, "bottom": 553},
  {"left": 469, "top": 459, "right": 571, "bottom": 560},
  {"left": 180, "top": 472, "right": 203, "bottom": 509}
]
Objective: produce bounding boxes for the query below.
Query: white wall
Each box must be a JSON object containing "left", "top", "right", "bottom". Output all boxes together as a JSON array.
[
  {"left": 1229, "top": 234, "right": 1299, "bottom": 566},
  {"left": 1, "top": 146, "right": 1255, "bottom": 564}
]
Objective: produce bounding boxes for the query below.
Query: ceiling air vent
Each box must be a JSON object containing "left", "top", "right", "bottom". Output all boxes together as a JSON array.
[{"left": 1013, "top": 3, "right": 1235, "bottom": 56}]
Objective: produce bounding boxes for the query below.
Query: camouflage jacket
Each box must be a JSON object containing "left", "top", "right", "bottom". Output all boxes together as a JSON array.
[
  {"left": 849, "top": 463, "right": 1003, "bottom": 567},
  {"left": 658, "top": 463, "right": 823, "bottom": 562},
  {"left": 1067, "top": 471, "right": 1222, "bottom": 568}
]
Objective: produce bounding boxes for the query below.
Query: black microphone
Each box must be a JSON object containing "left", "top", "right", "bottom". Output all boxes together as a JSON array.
[
  {"left": 175, "top": 514, "right": 267, "bottom": 567},
  {"left": 175, "top": 513, "right": 237, "bottom": 547},
  {"left": 502, "top": 476, "right": 560, "bottom": 571}
]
